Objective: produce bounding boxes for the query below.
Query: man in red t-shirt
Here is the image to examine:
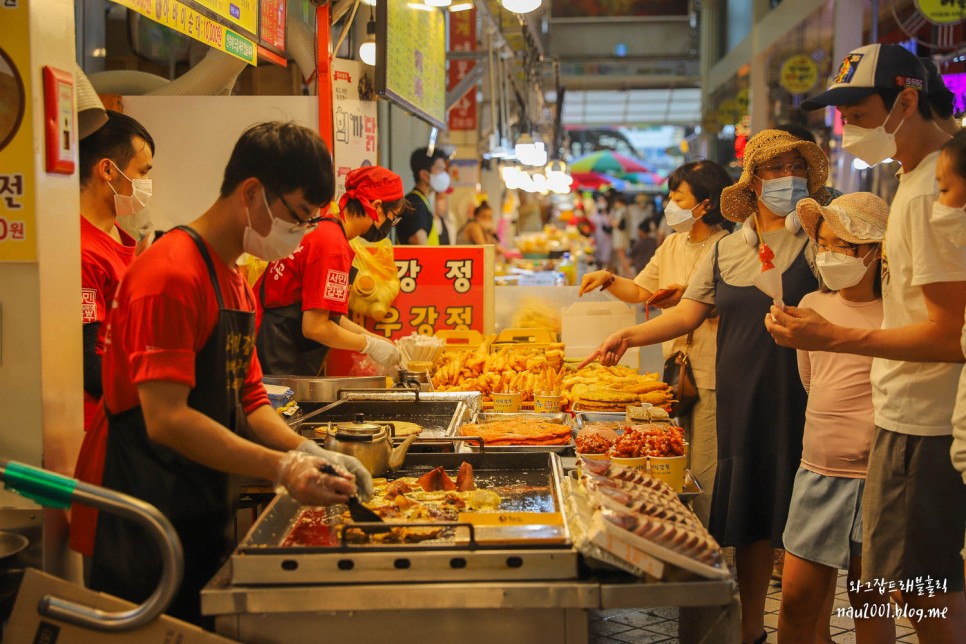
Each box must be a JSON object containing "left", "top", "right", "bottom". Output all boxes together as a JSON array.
[
  {"left": 72, "top": 122, "right": 373, "bottom": 626},
  {"left": 256, "top": 166, "right": 404, "bottom": 376},
  {"left": 79, "top": 111, "right": 155, "bottom": 433}
]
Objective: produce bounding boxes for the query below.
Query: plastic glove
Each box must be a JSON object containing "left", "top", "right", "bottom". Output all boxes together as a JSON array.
[
  {"left": 297, "top": 440, "right": 375, "bottom": 501},
  {"left": 361, "top": 335, "right": 401, "bottom": 370},
  {"left": 274, "top": 450, "right": 357, "bottom": 506}
]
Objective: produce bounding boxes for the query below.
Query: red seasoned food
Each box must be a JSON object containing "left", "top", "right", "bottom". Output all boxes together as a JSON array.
[{"left": 576, "top": 433, "right": 614, "bottom": 455}]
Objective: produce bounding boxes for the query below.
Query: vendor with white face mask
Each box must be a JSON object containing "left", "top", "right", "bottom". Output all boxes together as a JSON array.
[
  {"left": 72, "top": 122, "right": 373, "bottom": 627},
  {"left": 396, "top": 146, "right": 451, "bottom": 245},
  {"left": 77, "top": 110, "right": 155, "bottom": 436}
]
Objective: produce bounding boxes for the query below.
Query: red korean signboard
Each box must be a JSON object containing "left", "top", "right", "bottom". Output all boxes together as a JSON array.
[
  {"left": 447, "top": 9, "right": 477, "bottom": 131},
  {"left": 357, "top": 246, "right": 487, "bottom": 340}
]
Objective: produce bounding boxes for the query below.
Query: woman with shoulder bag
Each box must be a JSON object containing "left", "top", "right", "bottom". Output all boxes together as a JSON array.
[{"left": 578, "top": 160, "right": 734, "bottom": 528}]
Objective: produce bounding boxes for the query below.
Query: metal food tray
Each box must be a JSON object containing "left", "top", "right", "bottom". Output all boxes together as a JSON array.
[
  {"left": 464, "top": 412, "right": 574, "bottom": 454},
  {"left": 569, "top": 466, "right": 703, "bottom": 504},
  {"left": 297, "top": 391, "right": 474, "bottom": 448},
  {"left": 230, "top": 452, "right": 578, "bottom": 585}
]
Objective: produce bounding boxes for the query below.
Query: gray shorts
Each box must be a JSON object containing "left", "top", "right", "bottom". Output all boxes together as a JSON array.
[
  {"left": 861, "top": 427, "right": 966, "bottom": 593},
  {"left": 784, "top": 467, "right": 864, "bottom": 570}
]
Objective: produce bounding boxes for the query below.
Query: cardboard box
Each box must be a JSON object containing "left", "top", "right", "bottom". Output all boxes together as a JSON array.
[
  {"left": 561, "top": 301, "right": 637, "bottom": 350},
  {"left": 5, "top": 569, "right": 234, "bottom": 643}
]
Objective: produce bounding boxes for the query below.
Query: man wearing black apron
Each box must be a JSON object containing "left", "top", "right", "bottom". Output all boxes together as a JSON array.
[{"left": 73, "top": 122, "right": 373, "bottom": 626}]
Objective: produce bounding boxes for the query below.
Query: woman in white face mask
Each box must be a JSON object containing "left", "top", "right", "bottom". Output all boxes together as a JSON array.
[
  {"left": 779, "top": 192, "right": 894, "bottom": 644},
  {"left": 581, "top": 129, "right": 831, "bottom": 644},
  {"left": 578, "top": 160, "right": 734, "bottom": 529}
]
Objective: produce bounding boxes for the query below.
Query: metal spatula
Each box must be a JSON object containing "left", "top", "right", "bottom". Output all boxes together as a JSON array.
[{"left": 319, "top": 464, "right": 390, "bottom": 532}]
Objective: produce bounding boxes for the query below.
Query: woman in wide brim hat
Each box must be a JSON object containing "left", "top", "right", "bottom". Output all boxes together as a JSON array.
[{"left": 581, "top": 129, "right": 831, "bottom": 644}]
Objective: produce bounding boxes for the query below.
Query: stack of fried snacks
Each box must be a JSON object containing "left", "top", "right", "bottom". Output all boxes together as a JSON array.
[
  {"left": 460, "top": 419, "right": 571, "bottom": 446},
  {"left": 562, "top": 363, "right": 674, "bottom": 410},
  {"left": 433, "top": 343, "right": 567, "bottom": 402}
]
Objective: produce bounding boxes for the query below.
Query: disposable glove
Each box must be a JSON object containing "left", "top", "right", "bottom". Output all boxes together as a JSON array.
[
  {"left": 361, "top": 335, "right": 401, "bottom": 369},
  {"left": 274, "top": 450, "right": 356, "bottom": 506},
  {"left": 297, "top": 440, "right": 375, "bottom": 501}
]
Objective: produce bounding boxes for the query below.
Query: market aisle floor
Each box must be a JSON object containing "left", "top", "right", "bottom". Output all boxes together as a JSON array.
[{"left": 587, "top": 567, "right": 921, "bottom": 643}]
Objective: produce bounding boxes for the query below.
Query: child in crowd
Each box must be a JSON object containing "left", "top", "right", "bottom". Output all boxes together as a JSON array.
[{"left": 778, "top": 193, "right": 895, "bottom": 644}]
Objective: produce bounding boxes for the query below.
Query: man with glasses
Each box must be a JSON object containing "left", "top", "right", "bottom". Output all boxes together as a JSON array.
[
  {"left": 255, "top": 165, "right": 403, "bottom": 375},
  {"left": 73, "top": 122, "right": 374, "bottom": 626}
]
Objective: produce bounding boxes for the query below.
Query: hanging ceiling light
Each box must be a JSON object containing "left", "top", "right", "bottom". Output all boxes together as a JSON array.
[
  {"left": 424, "top": 0, "right": 453, "bottom": 7},
  {"left": 501, "top": 0, "right": 541, "bottom": 14},
  {"left": 449, "top": 1, "right": 475, "bottom": 11},
  {"left": 359, "top": 9, "right": 377, "bottom": 66}
]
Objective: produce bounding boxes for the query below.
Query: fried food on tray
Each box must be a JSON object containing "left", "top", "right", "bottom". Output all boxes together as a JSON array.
[
  {"left": 460, "top": 419, "right": 571, "bottom": 446},
  {"left": 575, "top": 432, "right": 614, "bottom": 455}
]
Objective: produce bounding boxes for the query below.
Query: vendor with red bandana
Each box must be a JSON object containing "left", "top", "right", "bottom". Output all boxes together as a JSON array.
[{"left": 256, "top": 165, "right": 404, "bottom": 376}]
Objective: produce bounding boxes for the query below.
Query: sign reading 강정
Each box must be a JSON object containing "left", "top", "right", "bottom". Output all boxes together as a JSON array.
[{"left": 353, "top": 246, "right": 493, "bottom": 340}]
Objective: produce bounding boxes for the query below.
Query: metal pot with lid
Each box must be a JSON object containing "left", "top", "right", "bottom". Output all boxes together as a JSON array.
[{"left": 321, "top": 413, "right": 418, "bottom": 476}]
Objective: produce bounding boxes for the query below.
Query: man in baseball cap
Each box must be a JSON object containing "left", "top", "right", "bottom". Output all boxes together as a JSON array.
[{"left": 768, "top": 42, "right": 965, "bottom": 643}]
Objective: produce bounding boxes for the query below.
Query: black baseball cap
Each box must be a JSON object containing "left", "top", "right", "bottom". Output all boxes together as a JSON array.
[{"left": 802, "top": 44, "right": 929, "bottom": 111}]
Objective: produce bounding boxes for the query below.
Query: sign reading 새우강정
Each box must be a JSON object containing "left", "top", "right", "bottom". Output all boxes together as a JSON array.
[
  {"left": 332, "top": 59, "right": 378, "bottom": 200},
  {"left": 0, "top": 0, "right": 35, "bottom": 262},
  {"left": 111, "top": 0, "right": 256, "bottom": 65},
  {"left": 354, "top": 246, "right": 491, "bottom": 340}
]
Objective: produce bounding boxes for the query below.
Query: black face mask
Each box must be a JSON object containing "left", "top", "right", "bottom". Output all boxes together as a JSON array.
[{"left": 361, "top": 217, "right": 392, "bottom": 242}]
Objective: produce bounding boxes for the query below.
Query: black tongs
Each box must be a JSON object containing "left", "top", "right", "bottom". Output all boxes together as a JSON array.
[{"left": 319, "top": 464, "right": 390, "bottom": 532}]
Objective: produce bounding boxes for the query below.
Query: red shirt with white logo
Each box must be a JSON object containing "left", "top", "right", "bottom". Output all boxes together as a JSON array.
[
  {"left": 256, "top": 219, "right": 354, "bottom": 323},
  {"left": 80, "top": 216, "right": 136, "bottom": 430}
]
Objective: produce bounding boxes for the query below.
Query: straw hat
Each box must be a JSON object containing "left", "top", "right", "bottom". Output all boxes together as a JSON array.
[
  {"left": 720, "top": 129, "right": 830, "bottom": 222},
  {"left": 797, "top": 192, "right": 888, "bottom": 245}
]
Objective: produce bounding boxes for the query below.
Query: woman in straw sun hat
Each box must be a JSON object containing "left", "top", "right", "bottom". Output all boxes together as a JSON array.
[
  {"left": 581, "top": 129, "right": 830, "bottom": 644},
  {"left": 778, "top": 193, "right": 895, "bottom": 644}
]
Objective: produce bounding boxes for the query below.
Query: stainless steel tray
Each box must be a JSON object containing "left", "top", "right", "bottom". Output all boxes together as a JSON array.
[
  {"left": 298, "top": 392, "right": 472, "bottom": 445},
  {"left": 263, "top": 375, "right": 387, "bottom": 402},
  {"left": 464, "top": 412, "right": 575, "bottom": 454},
  {"left": 230, "top": 452, "right": 577, "bottom": 585}
]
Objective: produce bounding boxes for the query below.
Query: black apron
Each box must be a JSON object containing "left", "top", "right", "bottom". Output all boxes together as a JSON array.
[
  {"left": 90, "top": 226, "right": 255, "bottom": 626},
  {"left": 708, "top": 239, "right": 815, "bottom": 548},
  {"left": 255, "top": 219, "right": 355, "bottom": 376}
]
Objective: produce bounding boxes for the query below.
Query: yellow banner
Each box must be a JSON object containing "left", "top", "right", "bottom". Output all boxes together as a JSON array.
[
  {"left": 192, "top": 0, "right": 258, "bottom": 34},
  {"left": 112, "top": 0, "right": 256, "bottom": 65},
  {"left": 0, "top": 0, "right": 36, "bottom": 262}
]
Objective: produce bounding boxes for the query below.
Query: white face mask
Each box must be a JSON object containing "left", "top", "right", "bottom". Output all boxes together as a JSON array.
[
  {"left": 664, "top": 201, "right": 696, "bottom": 233},
  {"left": 757, "top": 175, "right": 809, "bottom": 217},
  {"left": 930, "top": 201, "right": 966, "bottom": 247},
  {"left": 842, "top": 102, "right": 905, "bottom": 166},
  {"left": 242, "top": 188, "right": 308, "bottom": 261},
  {"left": 109, "top": 161, "right": 153, "bottom": 238},
  {"left": 815, "top": 250, "right": 873, "bottom": 291},
  {"left": 429, "top": 170, "right": 451, "bottom": 194}
]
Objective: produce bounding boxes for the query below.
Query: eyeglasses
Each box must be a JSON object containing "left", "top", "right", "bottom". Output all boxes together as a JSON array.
[
  {"left": 815, "top": 242, "right": 859, "bottom": 260},
  {"left": 387, "top": 210, "right": 403, "bottom": 227},
  {"left": 279, "top": 194, "right": 322, "bottom": 232},
  {"left": 755, "top": 160, "right": 808, "bottom": 178}
]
